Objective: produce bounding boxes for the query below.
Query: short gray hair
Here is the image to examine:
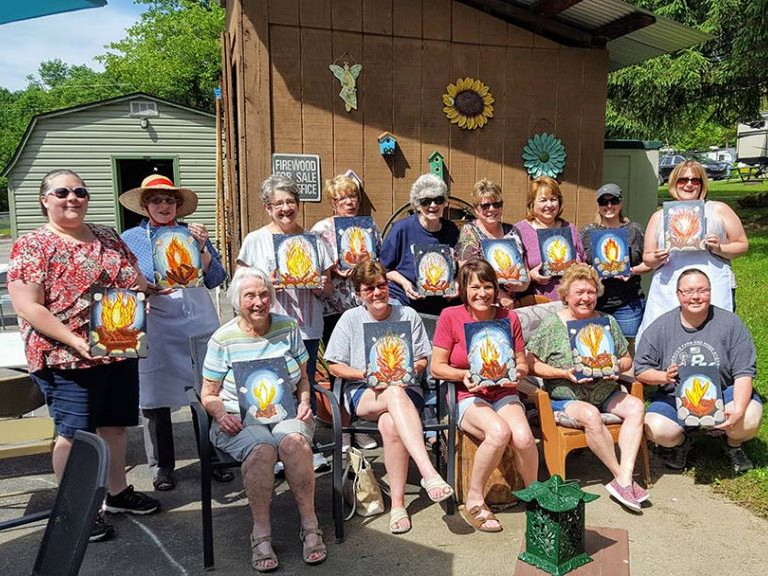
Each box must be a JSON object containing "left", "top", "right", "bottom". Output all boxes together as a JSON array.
[
  {"left": 260, "top": 174, "right": 300, "bottom": 206},
  {"left": 228, "top": 266, "right": 276, "bottom": 313},
  {"left": 409, "top": 173, "right": 448, "bottom": 210}
]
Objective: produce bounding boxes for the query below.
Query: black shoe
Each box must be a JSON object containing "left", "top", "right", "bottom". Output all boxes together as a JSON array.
[
  {"left": 664, "top": 435, "right": 693, "bottom": 470},
  {"left": 153, "top": 470, "right": 176, "bottom": 491},
  {"left": 89, "top": 512, "right": 115, "bottom": 542},
  {"left": 725, "top": 444, "right": 754, "bottom": 475},
  {"left": 212, "top": 468, "right": 234, "bottom": 483},
  {"left": 105, "top": 485, "right": 160, "bottom": 515}
]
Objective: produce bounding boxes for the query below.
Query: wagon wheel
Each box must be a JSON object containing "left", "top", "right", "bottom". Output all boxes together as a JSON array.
[{"left": 381, "top": 197, "right": 476, "bottom": 239}]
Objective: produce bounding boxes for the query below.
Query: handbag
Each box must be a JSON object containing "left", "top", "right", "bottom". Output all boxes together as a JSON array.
[{"left": 342, "top": 446, "right": 386, "bottom": 519}]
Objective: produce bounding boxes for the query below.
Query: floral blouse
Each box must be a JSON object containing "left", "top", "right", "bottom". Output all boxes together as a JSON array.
[
  {"left": 455, "top": 221, "right": 526, "bottom": 264},
  {"left": 8, "top": 224, "right": 140, "bottom": 373}
]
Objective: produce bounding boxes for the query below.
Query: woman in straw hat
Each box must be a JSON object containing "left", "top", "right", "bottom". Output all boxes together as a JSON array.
[{"left": 120, "top": 173, "right": 227, "bottom": 491}]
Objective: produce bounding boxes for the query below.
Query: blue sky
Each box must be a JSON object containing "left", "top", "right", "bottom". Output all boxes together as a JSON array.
[{"left": 0, "top": 0, "right": 147, "bottom": 91}]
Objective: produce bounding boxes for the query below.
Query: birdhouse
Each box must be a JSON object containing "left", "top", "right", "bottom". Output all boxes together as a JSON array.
[
  {"left": 378, "top": 132, "right": 397, "bottom": 156},
  {"left": 513, "top": 475, "right": 599, "bottom": 576},
  {"left": 428, "top": 151, "right": 445, "bottom": 180}
]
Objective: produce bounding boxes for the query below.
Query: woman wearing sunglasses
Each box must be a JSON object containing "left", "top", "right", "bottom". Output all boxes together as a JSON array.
[
  {"left": 636, "top": 161, "right": 748, "bottom": 343},
  {"left": 456, "top": 179, "right": 530, "bottom": 308},
  {"left": 8, "top": 169, "right": 159, "bottom": 542},
  {"left": 579, "top": 184, "right": 650, "bottom": 347},
  {"left": 380, "top": 173, "right": 460, "bottom": 315},
  {"left": 119, "top": 174, "right": 227, "bottom": 491}
]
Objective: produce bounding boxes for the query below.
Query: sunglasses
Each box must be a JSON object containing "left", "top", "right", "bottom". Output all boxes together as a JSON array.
[
  {"left": 677, "top": 177, "right": 703, "bottom": 186},
  {"left": 360, "top": 282, "right": 389, "bottom": 295},
  {"left": 46, "top": 186, "right": 89, "bottom": 199},
  {"left": 418, "top": 196, "right": 446, "bottom": 207},
  {"left": 597, "top": 196, "right": 621, "bottom": 207},
  {"left": 148, "top": 196, "right": 181, "bottom": 205},
  {"left": 478, "top": 201, "right": 503, "bottom": 210}
]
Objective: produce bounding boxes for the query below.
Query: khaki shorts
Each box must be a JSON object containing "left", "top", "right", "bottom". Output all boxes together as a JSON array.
[{"left": 209, "top": 413, "right": 315, "bottom": 462}]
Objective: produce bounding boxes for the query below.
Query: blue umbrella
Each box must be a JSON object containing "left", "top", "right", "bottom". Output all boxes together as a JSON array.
[{"left": 0, "top": 1, "right": 107, "bottom": 26}]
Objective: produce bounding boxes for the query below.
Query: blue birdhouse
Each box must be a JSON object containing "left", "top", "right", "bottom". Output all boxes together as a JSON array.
[
  {"left": 378, "top": 132, "right": 397, "bottom": 156},
  {"left": 429, "top": 151, "right": 445, "bottom": 180}
]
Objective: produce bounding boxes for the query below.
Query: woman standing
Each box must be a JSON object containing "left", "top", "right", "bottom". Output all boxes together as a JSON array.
[
  {"left": 120, "top": 174, "right": 227, "bottom": 491},
  {"left": 580, "top": 183, "right": 650, "bottom": 344},
  {"left": 431, "top": 260, "right": 537, "bottom": 532},
  {"left": 515, "top": 176, "right": 585, "bottom": 302},
  {"left": 456, "top": 179, "right": 530, "bottom": 308},
  {"left": 637, "top": 161, "right": 748, "bottom": 343},
  {"left": 8, "top": 169, "right": 159, "bottom": 542}
]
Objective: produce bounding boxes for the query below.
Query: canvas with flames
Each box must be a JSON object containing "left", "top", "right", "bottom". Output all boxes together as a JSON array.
[
  {"left": 537, "top": 229, "right": 576, "bottom": 277},
  {"left": 152, "top": 226, "right": 204, "bottom": 289},
  {"left": 663, "top": 200, "right": 707, "bottom": 251},
  {"left": 233, "top": 357, "right": 296, "bottom": 425},
  {"left": 589, "top": 228, "right": 630, "bottom": 278},
  {"left": 89, "top": 287, "right": 147, "bottom": 358},
  {"left": 363, "top": 321, "right": 414, "bottom": 389},
  {"left": 481, "top": 239, "right": 529, "bottom": 285},
  {"left": 335, "top": 216, "right": 377, "bottom": 271},
  {"left": 274, "top": 234, "right": 322, "bottom": 289},
  {"left": 464, "top": 318, "right": 517, "bottom": 387},
  {"left": 675, "top": 365, "right": 725, "bottom": 427},
  {"left": 412, "top": 244, "right": 456, "bottom": 296},
  {"left": 566, "top": 317, "right": 618, "bottom": 380}
]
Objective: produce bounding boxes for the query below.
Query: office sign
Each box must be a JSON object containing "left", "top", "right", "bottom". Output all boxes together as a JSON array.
[{"left": 271, "top": 153, "right": 322, "bottom": 203}]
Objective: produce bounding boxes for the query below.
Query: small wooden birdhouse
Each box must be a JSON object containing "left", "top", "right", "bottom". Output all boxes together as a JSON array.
[
  {"left": 513, "top": 475, "right": 599, "bottom": 576},
  {"left": 428, "top": 151, "right": 445, "bottom": 180},
  {"left": 378, "top": 132, "right": 397, "bottom": 156}
]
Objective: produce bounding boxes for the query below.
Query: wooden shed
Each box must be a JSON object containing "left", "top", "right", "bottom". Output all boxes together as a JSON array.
[
  {"left": 220, "top": 0, "right": 707, "bottom": 255},
  {"left": 3, "top": 93, "right": 217, "bottom": 237}
]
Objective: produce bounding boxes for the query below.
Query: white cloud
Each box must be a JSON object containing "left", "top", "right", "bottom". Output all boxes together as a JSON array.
[{"left": 0, "top": 0, "right": 146, "bottom": 91}]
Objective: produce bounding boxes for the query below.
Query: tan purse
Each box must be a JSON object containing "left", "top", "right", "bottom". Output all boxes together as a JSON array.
[{"left": 342, "top": 447, "right": 385, "bottom": 519}]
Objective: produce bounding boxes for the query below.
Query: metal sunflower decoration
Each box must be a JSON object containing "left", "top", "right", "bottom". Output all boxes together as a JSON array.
[
  {"left": 522, "top": 133, "right": 567, "bottom": 179},
  {"left": 442, "top": 77, "right": 494, "bottom": 130}
]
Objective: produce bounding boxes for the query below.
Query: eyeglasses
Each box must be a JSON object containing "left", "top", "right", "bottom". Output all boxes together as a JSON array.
[
  {"left": 46, "top": 187, "right": 89, "bottom": 199},
  {"left": 677, "top": 288, "right": 711, "bottom": 297},
  {"left": 418, "top": 196, "right": 446, "bottom": 207},
  {"left": 478, "top": 201, "right": 503, "bottom": 211},
  {"left": 597, "top": 196, "right": 621, "bottom": 207},
  {"left": 677, "top": 177, "right": 703, "bottom": 186},
  {"left": 269, "top": 199, "right": 298, "bottom": 208},
  {"left": 148, "top": 196, "right": 180, "bottom": 206},
  {"left": 360, "top": 282, "right": 389, "bottom": 295},
  {"left": 335, "top": 194, "right": 359, "bottom": 202}
]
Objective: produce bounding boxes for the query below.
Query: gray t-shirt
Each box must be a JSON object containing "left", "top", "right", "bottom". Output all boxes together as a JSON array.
[
  {"left": 323, "top": 304, "right": 432, "bottom": 395},
  {"left": 634, "top": 306, "right": 756, "bottom": 393}
]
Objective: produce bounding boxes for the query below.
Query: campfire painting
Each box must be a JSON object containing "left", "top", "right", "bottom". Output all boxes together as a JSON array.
[
  {"left": 363, "top": 321, "right": 414, "bottom": 389},
  {"left": 675, "top": 365, "right": 725, "bottom": 427},
  {"left": 152, "top": 226, "right": 204, "bottom": 289},
  {"left": 233, "top": 358, "right": 296, "bottom": 425},
  {"left": 566, "top": 317, "right": 618, "bottom": 380},
  {"left": 274, "top": 234, "right": 322, "bottom": 289},
  {"left": 412, "top": 244, "right": 456, "bottom": 296},
  {"left": 464, "top": 318, "right": 517, "bottom": 387},
  {"left": 537, "top": 228, "right": 576, "bottom": 277},
  {"left": 663, "top": 200, "right": 706, "bottom": 251},
  {"left": 89, "top": 288, "right": 147, "bottom": 358},
  {"left": 589, "top": 228, "right": 630, "bottom": 278},
  {"left": 481, "top": 239, "right": 529, "bottom": 285},
  {"left": 335, "top": 216, "right": 377, "bottom": 270}
]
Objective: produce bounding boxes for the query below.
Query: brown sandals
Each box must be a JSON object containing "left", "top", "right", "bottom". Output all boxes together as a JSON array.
[
  {"left": 250, "top": 534, "right": 278, "bottom": 572},
  {"left": 300, "top": 527, "right": 328, "bottom": 565},
  {"left": 460, "top": 503, "right": 503, "bottom": 533}
]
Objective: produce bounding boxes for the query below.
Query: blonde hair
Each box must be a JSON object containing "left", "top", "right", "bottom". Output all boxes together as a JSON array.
[
  {"left": 668, "top": 160, "right": 709, "bottom": 200},
  {"left": 556, "top": 263, "right": 604, "bottom": 302},
  {"left": 525, "top": 176, "right": 564, "bottom": 221},
  {"left": 471, "top": 178, "right": 502, "bottom": 205},
  {"left": 323, "top": 175, "right": 360, "bottom": 204}
]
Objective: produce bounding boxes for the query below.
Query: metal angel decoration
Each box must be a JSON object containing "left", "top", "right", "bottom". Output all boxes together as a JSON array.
[{"left": 329, "top": 61, "right": 362, "bottom": 112}]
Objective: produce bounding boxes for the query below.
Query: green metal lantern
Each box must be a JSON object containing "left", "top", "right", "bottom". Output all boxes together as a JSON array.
[{"left": 513, "top": 475, "right": 599, "bottom": 576}]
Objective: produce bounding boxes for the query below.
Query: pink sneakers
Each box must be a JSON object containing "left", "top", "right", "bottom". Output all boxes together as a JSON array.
[{"left": 605, "top": 479, "right": 641, "bottom": 512}]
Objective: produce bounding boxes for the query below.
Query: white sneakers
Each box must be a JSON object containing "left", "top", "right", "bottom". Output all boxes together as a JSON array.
[{"left": 342, "top": 432, "right": 378, "bottom": 453}]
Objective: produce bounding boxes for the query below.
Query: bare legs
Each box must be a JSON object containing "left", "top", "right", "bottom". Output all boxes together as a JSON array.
[{"left": 53, "top": 427, "right": 129, "bottom": 496}]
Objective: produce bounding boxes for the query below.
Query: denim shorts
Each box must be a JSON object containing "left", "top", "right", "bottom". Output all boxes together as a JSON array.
[
  {"left": 344, "top": 383, "right": 424, "bottom": 419},
  {"left": 550, "top": 389, "right": 624, "bottom": 413},
  {"left": 31, "top": 360, "right": 139, "bottom": 439},
  {"left": 605, "top": 298, "right": 645, "bottom": 339},
  {"left": 457, "top": 393, "right": 522, "bottom": 428},
  {"left": 646, "top": 386, "right": 763, "bottom": 424},
  {"left": 209, "top": 413, "right": 315, "bottom": 462}
]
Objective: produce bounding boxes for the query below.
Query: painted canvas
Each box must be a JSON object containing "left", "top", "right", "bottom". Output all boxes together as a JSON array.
[
  {"left": 152, "top": 226, "right": 204, "bottom": 289},
  {"left": 589, "top": 228, "right": 631, "bottom": 278},
  {"left": 663, "top": 200, "right": 706, "bottom": 251},
  {"left": 481, "top": 239, "right": 529, "bottom": 285},
  {"left": 675, "top": 365, "right": 725, "bottom": 427},
  {"left": 335, "top": 216, "right": 377, "bottom": 270},
  {"left": 464, "top": 318, "right": 517, "bottom": 387},
  {"left": 412, "top": 244, "right": 456, "bottom": 296},
  {"left": 89, "top": 287, "right": 147, "bottom": 358},
  {"left": 274, "top": 234, "right": 322, "bottom": 289},
  {"left": 363, "top": 321, "right": 415, "bottom": 388},
  {"left": 233, "top": 357, "right": 297, "bottom": 425},
  {"left": 566, "top": 317, "right": 618, "bottom": 380},
  {"left": 537, "top": 228, "right": 576, "bottom": 277}
]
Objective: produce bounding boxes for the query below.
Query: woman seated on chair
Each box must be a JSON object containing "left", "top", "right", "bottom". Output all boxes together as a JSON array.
[
  {"left": 526, "top": 263, "right": 648, "bottom": 512},
  {"left": 431, "top": 259, "right": 538, "bottom": 532},
  {"left": 200, "top": 266, "right": 327, "bottom": 572},
  {"left": 324, "top": 261, "right": 454, "bottom": 535}
]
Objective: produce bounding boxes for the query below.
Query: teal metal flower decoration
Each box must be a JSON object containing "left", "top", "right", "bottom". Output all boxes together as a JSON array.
[{"left": 522, "top": 133, "right": 567, "bottom": 179}]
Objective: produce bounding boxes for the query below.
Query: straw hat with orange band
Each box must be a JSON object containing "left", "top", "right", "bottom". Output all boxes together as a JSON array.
[{"left": 119, "top": 174, "right": 198, "bottom": 218}]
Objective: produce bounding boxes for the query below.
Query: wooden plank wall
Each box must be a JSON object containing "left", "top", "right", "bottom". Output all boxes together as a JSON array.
[{"left": 231, "top": 0, "right": 608, "bottom": 238}]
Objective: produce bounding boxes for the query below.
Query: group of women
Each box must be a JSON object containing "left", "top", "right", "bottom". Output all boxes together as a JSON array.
[{"left": 8, "top": 159, "right": 748, "bottom": 569}]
